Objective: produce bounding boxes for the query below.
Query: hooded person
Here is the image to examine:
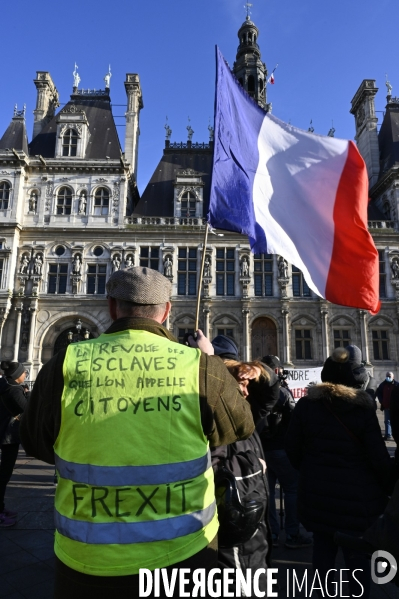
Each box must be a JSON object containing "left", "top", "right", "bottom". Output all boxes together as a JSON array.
[
  {"left": 254, "top": 355, "right": 312, "bottom": 549},
  {"left": 0, "top": 360, "right": 28, "bottom": 527},
  {"left": 285, "top": 345, "right": 392, "bottom": 599}
]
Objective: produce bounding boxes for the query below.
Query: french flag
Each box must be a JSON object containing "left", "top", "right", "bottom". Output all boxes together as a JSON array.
[{"left": 208, "top": 48, "right": 380, "bottom": 314}]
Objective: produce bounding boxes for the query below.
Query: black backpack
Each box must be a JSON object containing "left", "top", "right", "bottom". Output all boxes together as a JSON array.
[{"left": 213, "top": 438, "right": 267, "bottom": 548}]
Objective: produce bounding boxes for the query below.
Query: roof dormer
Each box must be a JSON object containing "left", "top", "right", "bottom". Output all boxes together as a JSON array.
[{"left": 55, "top": 105, "right": 90, "bottom": 158}]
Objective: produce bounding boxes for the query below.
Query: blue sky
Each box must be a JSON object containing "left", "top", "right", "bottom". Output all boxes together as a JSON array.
[{"left": 0, "top": 0, "right": 397, "bottom": 193}]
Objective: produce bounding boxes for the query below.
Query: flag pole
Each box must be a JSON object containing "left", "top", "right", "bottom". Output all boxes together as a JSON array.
[{"left": 195, "top": 223, "right": 209, "bottom": 332}]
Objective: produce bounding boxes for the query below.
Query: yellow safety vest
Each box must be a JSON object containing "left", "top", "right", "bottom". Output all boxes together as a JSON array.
[{"left": 53, "top": 329, "right": 218, "bottom": 576}]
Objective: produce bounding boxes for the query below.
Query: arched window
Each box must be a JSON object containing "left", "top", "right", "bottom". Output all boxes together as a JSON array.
[
  {"left": 0, "top": 182, "right": 10, "bottom": 209},
  {"left": 57, "top": 187, "right": 72, "bottom": 215},
  {"left": 94, "top": 187, "right": 109, "bottom": 215},
  {"left": 259, "top": 78, "right": 264, "bottom": 93},
  {"left": 180, "top": 191, "right": 196, "bottom": 217},
  {"left": 62, "top": 129, "right": 78, "bottom": 157},
  {"left": 247, "top": 75, "right": 255, "bottom": 93}
]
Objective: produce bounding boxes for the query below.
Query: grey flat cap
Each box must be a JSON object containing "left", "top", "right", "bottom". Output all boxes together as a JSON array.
[{"left": 106, "top": 266, "right": 172, "bottom": 305}]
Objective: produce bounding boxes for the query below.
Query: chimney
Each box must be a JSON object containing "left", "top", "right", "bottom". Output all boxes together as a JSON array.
[
  {"left": 32, "top": 72, "right": 59, "bottom": 139},
  {"left": 350, "top": 80, "right": 380, "bottom": 187},
  {"left": 124, "top": 74, "right": 143, "bottom": 180}
]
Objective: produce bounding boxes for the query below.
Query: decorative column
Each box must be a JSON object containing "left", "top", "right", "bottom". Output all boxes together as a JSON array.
[
  {"left": 320, "top": 305, "right": 329, "bottom": 361},
  {"left": 13, "top": 302, "right": 24, "bottom": 362},
  {"left": 281, "top": 306, "right": 291, "bottom": 365},
  {"left": 203, "top": 306, "right": 210, "bottom": 338},
  {"left": 242, "top": 308, "right": 250, "bottom": 361},
  {"left": 26, "top": 300, "right": 38, "bottom": 364},
  {"left": 359, "top": 310, "right": 370, "bottom": 364}
]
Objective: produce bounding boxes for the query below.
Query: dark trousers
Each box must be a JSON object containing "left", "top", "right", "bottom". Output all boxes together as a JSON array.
[
  {"left": 54, "top": 542, "right": 218, "bottom": 599},
  {"left": 313, "top": 532, "right": 371, "bottom": 598},
  {"left": 0, "top": 443, "right": 19, "bottom": 512}
]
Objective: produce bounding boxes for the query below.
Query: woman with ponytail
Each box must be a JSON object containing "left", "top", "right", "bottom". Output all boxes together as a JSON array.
[{"left": 0, "top": 360, "right": 28, "bottom": 527}]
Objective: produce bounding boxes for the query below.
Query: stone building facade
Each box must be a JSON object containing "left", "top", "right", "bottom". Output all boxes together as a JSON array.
[{"left": 0, "top": 17, "right": 398, "bottom": 384}]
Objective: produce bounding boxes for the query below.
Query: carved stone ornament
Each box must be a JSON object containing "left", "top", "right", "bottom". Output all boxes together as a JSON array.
[
  {"left": 112, "top": 182, "right": 120, "bottom": 214},
  {"left": 61, "top": 105, "right": 85, "bottom": 114},
  {"left": 96, "top": 178, "right": 108, "bottom": 183},
  {"left": 71, "top": 276, "right": 81, "bottom": 295},
  {"left": 45, "top": 182, "right": 53, "bottom": 211}
]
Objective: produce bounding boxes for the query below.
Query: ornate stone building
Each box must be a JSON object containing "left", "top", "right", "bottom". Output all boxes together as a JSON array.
[{"left": 0, "top": 16, "right": 398, "bottom": 383}]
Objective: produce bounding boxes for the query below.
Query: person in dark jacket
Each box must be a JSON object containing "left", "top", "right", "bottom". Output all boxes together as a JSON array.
[
  {"left": 0, "top": 360, "right": 28, "bottom": 527},
  {"left": 210, "top": 335, "right": 275, "bottom": 595},
  {"left": 376, "top": 371, "right": 399, "bottom": 440},
  {"left": 285, "top": 346, "right": 392, "bottom": 598},
  {"left": 254, "top": 355, "right": 312, "bottom": 549}
]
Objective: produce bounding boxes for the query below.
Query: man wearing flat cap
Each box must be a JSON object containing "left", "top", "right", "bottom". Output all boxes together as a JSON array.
[{"left": 21, "top": 266, "right": 254, "bottom": 598}]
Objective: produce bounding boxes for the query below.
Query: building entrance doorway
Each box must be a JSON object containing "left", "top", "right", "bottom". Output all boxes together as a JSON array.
[{"left": 251, "top": 317, "right": 277, "bottom": 360}]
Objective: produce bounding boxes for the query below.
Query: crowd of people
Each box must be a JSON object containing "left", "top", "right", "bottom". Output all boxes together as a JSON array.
[{"left": 0, "top": 265, "right": 398, "bottom": 598}]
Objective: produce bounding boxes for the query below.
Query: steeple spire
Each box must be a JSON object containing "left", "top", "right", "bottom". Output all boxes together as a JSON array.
[{"left": 233, "top": 12, "right": 267, "bottom": 109}]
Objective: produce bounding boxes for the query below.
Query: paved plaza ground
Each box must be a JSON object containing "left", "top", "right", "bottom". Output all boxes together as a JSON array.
[{"left": 1, "top": 413, "right": 399, "bottom": 598}]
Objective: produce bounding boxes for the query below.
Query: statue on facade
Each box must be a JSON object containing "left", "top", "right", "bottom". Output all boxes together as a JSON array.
[
  {"left": 73, "top": 63, "right": 81, "bottom": 89},
  {"left": 208, "top": 122, "right": 214, "bottom": 142},
  {"left": 278, "top": 256, "right": 288, "bottom": 279},
  {"left": 33, "top": 254, "right": 43, "bottom": 276},
  {"left": 386, "top": 77, "right": 393, "bottom": 97},
  {"left": 29, "top": 192, "right": 37, "bottom": 213},
  {"left": 391, "top": 257, "right": 399, "bottom": 279},
  {"left": 78, "top": 192, "right": 87, "bottom": 215},
  {"left": 19, "top": 254, "right": 29, "bottom": 274},
  {"left": 72, "top": 254, "right": 82, "bottom": 275},
  {"left": 164, "top": 117, "right": 172, "bottom": 140},
  {"left": 104, "top": 65, "right": 112, "bottom": 89},
  {"left": 125, "top": 254, "right": 133, "bottom": 268},
  {"left": 240, "top": 257, "right": 249, "bottom": 278},
  {"left": 112, "top": 254, "right": 121, "bottom": 272},
  {"left": 163, "top": 256, "right": 173, "bottom": 278},
  {"left": 204, "top": 257, "right": 211, "bottom": 279},
  {"left": 186, "top": 118, "right": 194, "bottom": 141}
]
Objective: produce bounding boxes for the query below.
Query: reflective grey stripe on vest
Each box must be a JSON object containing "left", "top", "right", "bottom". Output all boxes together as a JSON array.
[
  {"left": 54, "top": 451, "right": 212, "bottom": 486},
  {"left": 55, "top": 501, "right": 216, "bottom": 545}
]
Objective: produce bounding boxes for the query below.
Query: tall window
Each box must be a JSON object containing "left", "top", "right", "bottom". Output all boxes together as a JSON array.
[
  {"left": 180, "top": 191, "right": 196, "bottom": 217},
  {"left": 62, "top": 129, "right": 78, "bottom": 157},
  {"left": 372, "top": 330, "right": 389, "bottom": 360},
  {"left": 48, "top": 264, "right": 68, "bottom": 294},
  {"left": 0, "top": 259, "right": 4, "bottom": 287},
  {"left": 217, "top": 328, "right": 235, "bottom": 339},
  {"left": 178, "top": 248, "right": 197, "bottom": 295},
  {"left": 254, "top": 254, "right": 273, "bottom": 296},
  {"left": 94, "top": 188, "right": 109, "bottom": 216},
  {"left": 57, "top": 187, "right": 72, "bottom": 215},
  {"left": 140, "top": 247, "right": 159, "bottom": 270},
  {"left": 0, "top": 182, "right": 10, "bottom": 209},
  {"left": 216, "top": 248, "right": 235, "bottom": 296},
  {"left": 379, "top": 251, "right": 386, "bottom": 298},
  {"left": 292, "top": 266, "right": 311, "bottom": 297},
  {"left": 87, "top": 265, "right": 107, "bottom": 294},
  {"left": 178, "top": 327, "right": 194, "bottom": 344},
  {"left": 333, "top": 329, "right": 351, "bottom": 349},
  {"left": 295, "top": 329, "right": 312, "bottom": 360}
]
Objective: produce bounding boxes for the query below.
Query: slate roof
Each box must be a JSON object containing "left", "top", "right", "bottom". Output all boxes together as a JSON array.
[
  {"left": 0, "top": 116, "right": 29, "bottom": 154},
  {"left": 135, "top": 143, "right": 213, "bottom": 216},
  {"left": 28, "top": 91, "right": 121, "bottom": 159},
  {"left": 378, "top": 100, "right": 399, "bottom": 178}
]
